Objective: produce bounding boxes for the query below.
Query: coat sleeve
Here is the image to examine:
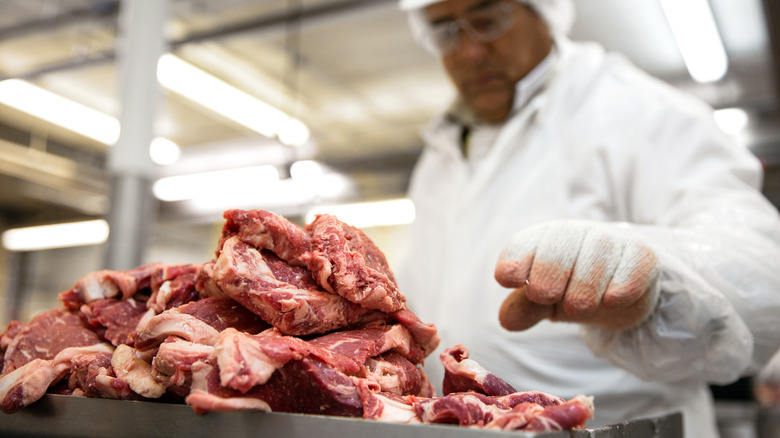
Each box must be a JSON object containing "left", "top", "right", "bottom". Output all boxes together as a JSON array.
[{"left": 580, "top": 95, "right": 780, "bottom": 385}]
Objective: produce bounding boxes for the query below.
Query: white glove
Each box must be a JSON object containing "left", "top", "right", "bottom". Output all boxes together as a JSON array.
[{"left": 494, "top": 220, "right": 660, "bottom": 331}]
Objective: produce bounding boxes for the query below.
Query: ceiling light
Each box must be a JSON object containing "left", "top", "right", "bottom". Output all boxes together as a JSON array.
[
  {"left": 290, "top": 160, "right": 324, "bottom": 182},
  {"left": 2, "top": 220, "right": 109, "bottom": 251},
  {"left": 659, "top": 0, "right": 728, "bottom": 83},
  {"left": 157, "top": 54, "right": 310, "bottom": 145},
  {"left": 152, "top": 165, "right": 280, "bottom": 202},
  {"left": 150, "top": 137, "right": 181, "bottom": 165},
  {"left": 714, "top": 108, "right": 748, "bottom": 135},
  {"left": 306, "top": 199, "right": 416, "bottom": 228},
  {"left": 0, "top": 79, "right": 120, "bottom": 145},
  {"left": 278, "top": 118, "right": 311, "bottom": 147},
  {"left": 188, "top": 179, "right": 316, "bottom": 214}
]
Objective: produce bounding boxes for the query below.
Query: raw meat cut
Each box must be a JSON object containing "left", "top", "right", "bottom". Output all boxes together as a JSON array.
[
  {"left": 147, "top": 263, "right": 202, "bottom": 312},
  {"left": 67, "top": 351, "right": 138, "bottom": 400},
  {"left": 2, "top": 308, "right": 102, "bottom": 374},
  {"left": 79, "top": 298, "right": 148, "bottom": 346},
  {"left": 214, "top": 328, "right": 312, "bottom": 392},
  {"left": 152, "top": 337, "right": 215, "bottom": 397},
  {"left": 441, "top": 344, "right": 516, "bottom": 396},
  {"left": 212, "top": 237, "right": 385, "bottom": 336},
  {"left": 220, "top": 210, "right": 405, "bottom": 313},
  {"left": 413, "top": 392, "right": 593, "bottom": 431},
  {"left": 187, "top": 356, "right": 365, "bottom": 417},
  {"left": 303, "top": 214, "right": 405, "bottom": 312},
  {"left": 0, "top": 344, "right": 113, "bottom": 413},
  {"left": 58, "top": 262, "right": 162, "bottom": 310},
  {"left": 219, "top": 209, "right": 311, "bottom": 266}
]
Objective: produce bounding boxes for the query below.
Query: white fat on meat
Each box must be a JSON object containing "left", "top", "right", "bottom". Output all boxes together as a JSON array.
[
  {"left": 134, "top": 309, "right": 156, "bottom": 333},
  {"left": 111, "top": 344, "right": 165, "bottom": 399},
  {"left": 186, "top": 390, "right": 272, "bottom": 412},
  {"left": 370, "top": 393, "right": 420, "bottom": 423},
  {"left": 80, "top": 275, "right": 121, "bottom": 302},
  {"left": 377, "top": 324, "right": 414, "bottom": 358},
  {"left": 456, "top": 358, "right": 489, "bottom": 381},
  {"left": 153, "top": 338, "right": 215, "bottom": 386},
  {"left": 0, "top": 359, "right": 56, "bottom": 410},
  {"left": 186, "top": 361, "right": 272, "bottom": 412},
  {"left": 197, "top": 262, "right": 230, "bottom": 300},
  {"left": 93, "top": 373, "right": 131, "bottom": 399},
  {"left": 134, "top": 312, "right": 221, "bottom": 347},
  {"left": 147, "top": 281, "right": 173, "bottom": 314},
  {"left": 215, "top": 329, "right": 283, "bottom": 392},
  {"left": 363, "top": 358, "right": 403, "bottom": 395},
  {"left": 440, "top": 349, "right": 489, "bottom": 383}
]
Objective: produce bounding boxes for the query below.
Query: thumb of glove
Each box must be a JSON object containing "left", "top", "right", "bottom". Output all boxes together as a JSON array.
[{"left": 498, "top": 285, "right": 553, "bottom": 331}]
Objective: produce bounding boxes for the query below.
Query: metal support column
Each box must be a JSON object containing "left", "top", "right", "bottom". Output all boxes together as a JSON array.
[{"left": 105, "top": 0, "right": 167, "bottom": 270}]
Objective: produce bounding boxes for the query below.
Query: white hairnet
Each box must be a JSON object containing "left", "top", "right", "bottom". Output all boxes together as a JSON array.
[{"left": 400, "top": 0, "right": 576, "bottom": 38}]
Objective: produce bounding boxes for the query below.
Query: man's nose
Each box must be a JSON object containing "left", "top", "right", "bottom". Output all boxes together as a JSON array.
[{"left": 454, "top": 28, "right": 488, "bottom": 58}]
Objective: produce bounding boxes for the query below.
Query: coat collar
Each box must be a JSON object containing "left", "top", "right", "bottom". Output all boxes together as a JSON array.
[{"left": 422, "top": 41, "right": 562, "bottom": 158}]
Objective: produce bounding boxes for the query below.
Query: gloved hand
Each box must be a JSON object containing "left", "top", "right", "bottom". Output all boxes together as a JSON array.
[{"left": 494, "top": 220, "right": 660, "bottom": 331}]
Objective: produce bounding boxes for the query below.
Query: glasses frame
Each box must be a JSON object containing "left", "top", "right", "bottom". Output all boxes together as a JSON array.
[{"left": 420, "top": 1, "right": 519, "bottom": 56}]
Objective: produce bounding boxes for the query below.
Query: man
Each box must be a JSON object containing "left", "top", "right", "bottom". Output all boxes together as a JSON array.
[{"left": 395, "top": 0, "right": 780, "bottom": 436}]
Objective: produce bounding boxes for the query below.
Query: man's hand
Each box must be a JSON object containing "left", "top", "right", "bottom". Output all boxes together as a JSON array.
[{"left": 494, "top": 221, "right": 660, "bottom": 331}]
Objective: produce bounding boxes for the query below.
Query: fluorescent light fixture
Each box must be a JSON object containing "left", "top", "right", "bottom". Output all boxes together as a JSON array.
[
  {"left": 2, "top": 220, "right": 109, "bottom": 251},
  {"left": 290, "top": 160, "right": 324, "bottom": 182},
  {"left": 714, "top": 108, "right": 748, "bottom": 135},
  {"left": 278, "top": 118, "right": 310, "bottom": 147},
  {"left": 150, "top": 137, "right": 181, "bottom": 165},
  {"left": 0, "top": 79, "right": 120, "bottom": 144},
  {"left": 306, "top": 199, "right": 416, "bottom": 228},
  {"left": 659, "top": 0, "right": 728, "bottom": 83},
  {"left": 188, "top": 178, "right": 316, "bottom": 213},
  {"left": 157, "top": 54, "right": 310, "bottom": 145},
  {"left": 153, "top": 165, "right": 280, "bottom": 202},
  {"left": 289, "top": 161, "right": 353, "bottom": 199}
]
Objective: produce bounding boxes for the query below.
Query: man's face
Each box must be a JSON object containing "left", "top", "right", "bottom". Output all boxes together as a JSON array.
[{"left": 424, "top": 0, "right": 552, "bottom": 123}]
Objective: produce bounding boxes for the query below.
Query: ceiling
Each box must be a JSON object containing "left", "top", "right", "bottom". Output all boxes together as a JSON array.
[{"left": 0, "top": 0, "right": 778, "bottom": 228}]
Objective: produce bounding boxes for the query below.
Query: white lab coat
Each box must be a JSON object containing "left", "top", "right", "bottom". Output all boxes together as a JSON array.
[{"left": 396, "top": 37, "right": 780, "bottom": 437}]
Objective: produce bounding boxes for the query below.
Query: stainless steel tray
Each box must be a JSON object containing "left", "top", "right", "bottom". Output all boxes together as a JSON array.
[{"left": 0, "top": 395, "right": 683, "bottom": 438}]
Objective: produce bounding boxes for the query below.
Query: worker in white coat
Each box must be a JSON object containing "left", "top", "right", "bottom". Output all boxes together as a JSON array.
[{"left": 394, "top": 0, "right": 780, "bottom": 436}]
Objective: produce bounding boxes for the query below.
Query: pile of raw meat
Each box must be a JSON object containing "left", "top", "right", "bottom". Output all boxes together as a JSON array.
[{"left": 0, "top": 209, "right": 593, "bottom": 431}]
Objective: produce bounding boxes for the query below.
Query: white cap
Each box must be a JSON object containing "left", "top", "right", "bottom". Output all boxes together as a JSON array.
[{"left": 399, "top": 0, "right": 576, "bottom": 37}]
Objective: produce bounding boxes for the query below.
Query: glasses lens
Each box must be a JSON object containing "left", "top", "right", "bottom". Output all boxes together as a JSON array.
[
  {"left": 465, "top": 3, "right": 513, "bottom": 41},
  {"left": 424, "top": 22, "right": 459, "bottom": 55}
]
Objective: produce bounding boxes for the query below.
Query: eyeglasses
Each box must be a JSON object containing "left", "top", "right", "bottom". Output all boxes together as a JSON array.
[{"left": 420, "top": 1, "right": 518, "bottom": 56}]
